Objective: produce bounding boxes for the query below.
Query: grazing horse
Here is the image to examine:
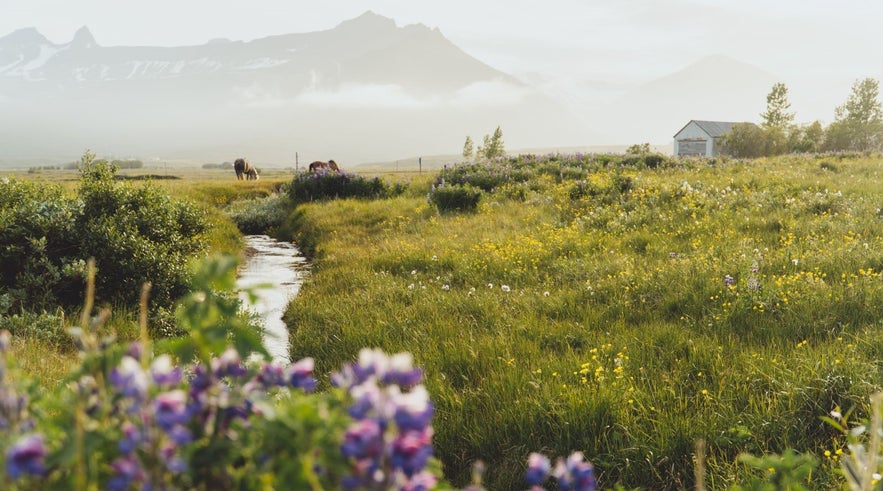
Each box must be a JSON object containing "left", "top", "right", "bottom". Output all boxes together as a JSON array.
[
  {"left": 246, "top": 167, "right": 259, "bottom": 180},
  {"left": 234, "top": 158, "right": 251, "bottom": 180},
  {"left": 308, "top": 160, "right": 340, "bottom": 173}
]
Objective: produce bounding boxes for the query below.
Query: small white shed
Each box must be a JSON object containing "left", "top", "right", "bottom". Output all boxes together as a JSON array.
[{"left": 673, "top": 120, "right": 741, "bottom": 157}]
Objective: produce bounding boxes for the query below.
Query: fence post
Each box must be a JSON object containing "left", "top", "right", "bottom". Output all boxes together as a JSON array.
[{"left": 419, "top": 157, "right": 422, "bottom": 174}]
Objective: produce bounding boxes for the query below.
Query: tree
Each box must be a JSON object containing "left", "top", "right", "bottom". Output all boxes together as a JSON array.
[
  {"left": 832, "top": 77, "right": 883, "bottom": 151},
  {"left": 760, "top": 82, "right": 795, "bottom": 131},
  {"left": 626, "top": 143, "right": 651, "bottom": 155},
  {"left": 790, "top": 120, "right": 824, "bottom": 153},
  {"left": 720, "top": 123, "right": 769, "bottom": 158},
  {"left": 476, "top": 126, "right": 505, "bottom": 160},
  {"left": 462, "top": 136, "right": 474, "bottom": 160}
]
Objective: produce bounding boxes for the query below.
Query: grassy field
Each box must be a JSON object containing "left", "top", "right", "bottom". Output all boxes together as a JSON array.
[
  {"left": 7, "top": 155, "right": 883, "bottom": 488},
  {"left": 279, "top": 154, "right": 883, "bottom": 489}
]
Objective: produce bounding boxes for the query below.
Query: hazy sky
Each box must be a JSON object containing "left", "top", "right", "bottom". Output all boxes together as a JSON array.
[{"left": 3, "top": 0, "right": 883, "bottom": 123}]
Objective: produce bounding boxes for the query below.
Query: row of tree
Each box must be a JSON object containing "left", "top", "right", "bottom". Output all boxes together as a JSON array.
[{"left": 723, "top": 78, "right": 883, "bottom": 157}]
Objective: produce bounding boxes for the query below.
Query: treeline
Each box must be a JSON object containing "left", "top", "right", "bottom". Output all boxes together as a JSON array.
[{"left": 722, "top": 78, "right": 883, "bottom": 157}]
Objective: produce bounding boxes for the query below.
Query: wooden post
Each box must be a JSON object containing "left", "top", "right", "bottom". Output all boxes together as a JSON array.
[{"left": 419, "top": 157, "right": 422, "bottom": 173}]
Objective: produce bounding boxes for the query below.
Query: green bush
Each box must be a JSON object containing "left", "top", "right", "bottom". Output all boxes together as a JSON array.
[
  {"left": 428, "top": 183, "right": 482, "bottom": 212},
  {"left": 0, "top": 178, "right": 83, "bottom": 310},
  {"left": 0, "top": 153, "right": 210, "bottom": 312},
  {"left": 76, "top": 158, "right": 208, "bottom": 308},
  {"left": 288, "top": 170, "right": 392, "bottom": 204},
  {"left": 225, "top": 193, "right": 291, "bottom": 234}
]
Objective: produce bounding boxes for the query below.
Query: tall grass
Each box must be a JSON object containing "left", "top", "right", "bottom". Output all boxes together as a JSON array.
[{"left": 283, "top": 154, "right": 883, "bottom": 489}]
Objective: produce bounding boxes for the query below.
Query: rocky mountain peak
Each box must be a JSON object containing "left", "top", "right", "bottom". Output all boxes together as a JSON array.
[{"left": 70, "top": 26, "right": 97, "bottom": 48}]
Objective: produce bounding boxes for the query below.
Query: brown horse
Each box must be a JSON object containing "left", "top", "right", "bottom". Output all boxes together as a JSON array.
[
  {"left": 234, "top": 158, "right": 252, "bottom": 180},
  {"left": 308, "top": 160, "right": 340, "bottom": 173}
]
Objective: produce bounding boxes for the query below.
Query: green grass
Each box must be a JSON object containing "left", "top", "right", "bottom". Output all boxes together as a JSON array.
[{"left": 282, "top": 154, "right": 883, "bottom": 489}]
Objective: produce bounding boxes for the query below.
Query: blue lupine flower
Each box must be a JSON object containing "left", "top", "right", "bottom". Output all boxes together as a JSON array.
[
  {"left": 5, "top": 433, "right": 46, "bottom": 479},
  {"left": 381, "top": 353, "right": 423, "bottom": 387},
  {"left": 399, "top": 470, "right": 438, "bottom": 491},
  {"left": 391, "top": 386, "right": 434, "bottom": 432},
  {"left": 151, "top": 354, "right": 182, "bottom": 387},
  {"left": 526, "top": 452, "right": 551, "bottom": 486},
  {"left": 255, "top": 363, "right": 286, "bottom": 388},
  {"left": 553, "top": 452, "right": 596, "bottom": 491},
  {"left": 118, "top": 421, "right": 142, "bottom": 454},
  {"left": 212, "top": 348, "right": 247, "bottom": 378},
  {"left": 389, "top": 429, "right": 434, "bottom": 477},
  {"left": 348, "top": 379, "right": 381, "bottom": 420},
  {"left": 110, "top": 356, "right": 149, "bottom": 403},
  {"left": 286, "top": 357, "right": 317, "bottom": 392},
  {"left": 341, "top": 418, "right": 384, "bottom": 459},
  {"left": 154, "top": 390, "right": 189, "bottom": 431},
  {"left": 107, "top": 455, "right": 145, "bottom": 491}
]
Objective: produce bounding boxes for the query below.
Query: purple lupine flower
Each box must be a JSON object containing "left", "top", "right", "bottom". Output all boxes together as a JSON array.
[
  {"left": 389, "top": 429, "right": 434, "bottom": 477},
  {"left": 255, "top": 363, "right": 286, "bottom": 388},
  {"left": 107, "top": 455, "right": 146, "bottom": 491},
  {"left": 526, "top": 452, "right": 551, "bottom": 486},
  {"left": 348, "top": 379, "right": 382, "bottom": 420},
  {"left": 118, "top": 421, "right": 142, "bottom": 454},
  {"left": 341, "top": 418, "right": 384, "bottom": 459},
  {"left": 399, "top": 470, "right": 438, "bottom": 491},
  {"left": 151, "top": 354, "right": 182, "bottom": 387},
  {"left": 383, "top": 353, "right": 423, "bottom": 387},
  {"left": 5, "top": 433, "right": 46, "bottom": 479},
  {"left": 286, "top": 357, "right": 317, "bottom": 392},
  {"left": 212, "top": 348, "right": 248, "bottom": 378},
  {"left": 167, "top": 425, "right": 193, "bottom": 446},
  {"left": 391, "top": 386, "right": 434, "bottom": 432},
  {"left": 724, "top": 274, "right": 735, "bottom": 287},
  {"left": 553, "top": 452, "right": 596, "bottom": 491},
  {"left": 161, "top": 442, "right": 187, "bottom": 473},
  {"left": 154, "top": 389, "right": 189, "bottom": 431},
  {"left": 125, "top": 342, "right": 142, "bottom": 361},
  {"left": 110, "top": 356, "right": 149, "bottom": 403}
]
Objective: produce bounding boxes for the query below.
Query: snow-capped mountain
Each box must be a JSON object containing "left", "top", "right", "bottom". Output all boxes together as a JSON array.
[{"left": 0, "top": 11, "right": 590, "bottom": 165}]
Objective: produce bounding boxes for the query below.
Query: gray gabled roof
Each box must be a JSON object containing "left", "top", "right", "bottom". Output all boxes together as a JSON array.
[{"left": 674, "top": 120, "right": 754, "bottom": 139}]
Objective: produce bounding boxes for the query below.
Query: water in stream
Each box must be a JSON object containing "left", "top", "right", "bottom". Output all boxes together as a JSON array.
[{"left": 236, "top": 235, "right": 307, "bottom": 364}]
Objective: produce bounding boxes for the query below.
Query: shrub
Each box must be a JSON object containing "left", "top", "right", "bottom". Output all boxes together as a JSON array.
[
  {"left": 0, "top": 153, "right": 210, "bottom": 312},
  {"left": 288, "top": 170, "right": 391, "bottom": 204},
  {"left": 428, "top": 183, "right": 482, "bottom": 212},
  {"left": 76, "top": 157, "right": 208, "bottom": 308},
  {"left": 225, "top": 193, "right": 291, "bottom": 234},
  {"left": 0, "top": 178, "right": 84, "bottom": 310}
]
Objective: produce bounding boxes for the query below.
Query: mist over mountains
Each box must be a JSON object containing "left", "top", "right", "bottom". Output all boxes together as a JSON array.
[{"left": 0, "top": 11, "right": 784, "bottom": 166}]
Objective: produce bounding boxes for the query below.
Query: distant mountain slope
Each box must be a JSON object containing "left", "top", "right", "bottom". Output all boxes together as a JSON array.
[
  {"left": 0, "top": 11, "right": 591, "bottom": 165},
  {"left": 594, "top": 55, "right": 778, "bottom": 144}
]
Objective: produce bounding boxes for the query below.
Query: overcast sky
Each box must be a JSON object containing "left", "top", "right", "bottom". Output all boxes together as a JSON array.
[{"left": 3, "top": 0, "right": 883, "bottom": 123}]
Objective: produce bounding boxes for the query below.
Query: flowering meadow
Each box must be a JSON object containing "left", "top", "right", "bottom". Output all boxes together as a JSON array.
[{"left": 281, "top": 154, "right": 883, "bottom": 489}]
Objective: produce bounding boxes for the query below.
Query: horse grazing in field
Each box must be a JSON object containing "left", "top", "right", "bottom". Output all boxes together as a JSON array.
[
  {"left": 245, "top": 167, "right": 259, "bottom": 180},
  {"left": 308, "top": 160, "right": 340, "bottom": 173},
  {"left": 234, "top": 158, "right": 252, "bottom": 180}
]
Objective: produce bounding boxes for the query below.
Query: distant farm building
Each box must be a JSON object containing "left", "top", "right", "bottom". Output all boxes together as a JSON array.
[{"left": 673, "top": 120, "right": 749, "bottom": 157}]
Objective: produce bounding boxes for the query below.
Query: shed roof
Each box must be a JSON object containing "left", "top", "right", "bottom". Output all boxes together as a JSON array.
[{"left": 674, "top": 120, "right": 750, "bottom": 139}]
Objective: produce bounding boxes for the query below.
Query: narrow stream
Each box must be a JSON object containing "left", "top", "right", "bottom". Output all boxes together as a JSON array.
[{"left": 236, "top": 235, "right": 307, "bottom": 364}]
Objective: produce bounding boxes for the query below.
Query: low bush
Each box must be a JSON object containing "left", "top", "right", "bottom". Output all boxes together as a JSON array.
[
  {"left": 225, "top": 193, "right": 291, "bottom": 234},
  {"left": 288, "top": 170, "right": 392, "bottom": 204},
  {"left": 0, "top": 153, "right": 210, "bottom": 312},
  {"left": 428, "top": 183, "right": 482, "bottom": 212}
]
